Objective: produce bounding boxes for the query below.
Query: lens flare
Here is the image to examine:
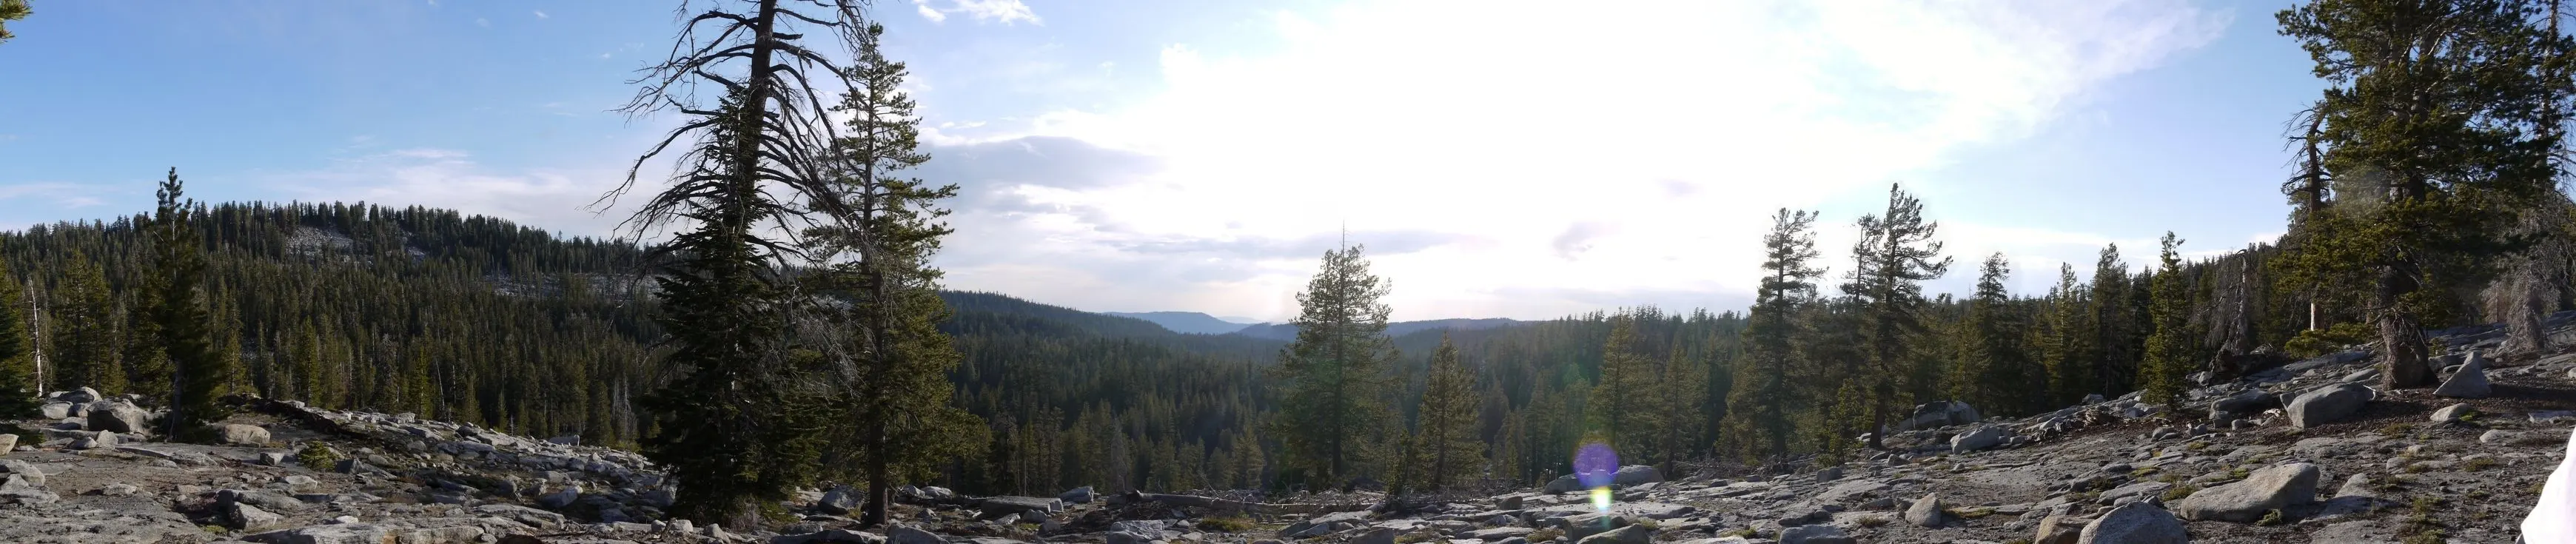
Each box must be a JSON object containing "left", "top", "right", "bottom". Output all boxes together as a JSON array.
[{"left": 1573, "top": 441, "right": 1619, "bottom": 514}]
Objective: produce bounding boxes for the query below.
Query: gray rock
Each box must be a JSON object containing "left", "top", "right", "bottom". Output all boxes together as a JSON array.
[
  {"left": 38, "top": 402, "right": 69, "bottom": 420},
  {"left": 1951, "top": 426, "right": 2009, "bottom": 453},
  {"left": 979, "top": 496, "right": 1055, "bottom": 517},
  {"left": 1564, "top": 513, "right": 1632, "bottom": 540},
  {"left": 1355, "top": 528, "right": 1398, "bottom": 544},
  {"left": 1059, "top": 486, "right": 1095, "bottom": 504},
  {"left": 1611, "top": 465, "right": 1662, "bottom": 486},
  {"left": 889, "top": 525, "right": 945, "bottom": 544},
  {"left": 243, "top": 523, "right": 400, "bottom": 544},
  {"left": 473, "top": 503, "right": 566, "bottom": 528},
  {"left": 2034, "top": 514, "right": 2087, "bottom": 544},
  {"left": 1543, "top": 474, "right": 1583, "bottom": 494},
  {"left": 2076, "top": 501, "right": 2187, "bottom": 544},
  {"left": 1895, "top": 400, "right": 1982, "bottom": 431},
  {"left": 2532, "top": 410, "right": 2576, "bottom": 423},
  {"left": 2429, "top": 403, "right": 2476, "bottom": 423},
  {"left": 0, "top": 459, "right": 43, "bottom": 486},
  {"left": 816, "top": 485, "right": 855, "bottom": 514},
  {"left": 2481, "top": 429, "right": 2559, "bottom": 446},
  {"left": 1904, "top": 493, "right": 1951, "bottom": 527},
  {"left": 85, "top": 400, "right": 150, "bottom": 435},
  {"left": 2433, "top": 353, "right": 2492, "bottom": 398},
  {"left": 1777, "top": 524, "right": 1854, "bottom": 544},
  {"left": 2335, "top": 473, "right": 2377, "bottom": 499},
  {"left": 775, "top": 528, "right": 887, "bottom": 544},
  {"left": 229, "top": 502, "right": 289, "bottom": 531},
  {"left": 216, "top": 423, "right": 272, "bottom": 446},
  {"left": 2175, "top": 463, "right": 2319, "bottom": 522},
  {"left": 2287, "top": 383, "right": 2373, "bottom": 429},
  {"left": 1574, "top": 525, "right": 1652, "bottom": 544}
]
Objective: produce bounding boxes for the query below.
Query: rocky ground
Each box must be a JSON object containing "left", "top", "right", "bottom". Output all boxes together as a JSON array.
[{"left": 1, "top": 320, "right": 2570, "bottom": 543}]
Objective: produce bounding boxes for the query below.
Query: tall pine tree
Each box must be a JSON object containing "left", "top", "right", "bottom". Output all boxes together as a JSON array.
[
  {"left": 1269, "top": 243, "right": 1400, "bottom": 489},
  {"left": 54, "top": 251, "right": 120, "bottom": 394},
  {"left": 1408, "top": 332, "right": 1479, "bottom": 491},
  {"left": 2141, "top": 233, "right": 2192, "bottom": 406},
  {"left": 150, "top": 169, "right": 232, "bottom": 440},
  {"left": 1842, "top": 184, "right": 1951, "bottom": 449}
]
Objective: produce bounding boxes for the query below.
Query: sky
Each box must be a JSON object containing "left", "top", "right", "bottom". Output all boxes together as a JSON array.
[{"left": 0, "top": 0, "right": 2331, "bottom": 323}]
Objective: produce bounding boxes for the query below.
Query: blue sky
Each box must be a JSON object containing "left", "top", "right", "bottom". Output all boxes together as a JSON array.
[{"left": 0, "top": 0, "right": 2328, "bottom": 321}]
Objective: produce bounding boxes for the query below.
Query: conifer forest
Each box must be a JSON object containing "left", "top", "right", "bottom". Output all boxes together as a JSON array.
[{"left": 4, "top": 0, "right": 2576, "bottom": 538}]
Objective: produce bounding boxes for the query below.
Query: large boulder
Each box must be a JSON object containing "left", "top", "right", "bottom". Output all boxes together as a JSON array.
[
  {"left": 1611, "top": 465, "right": 1662, "bottom": 486},
  {"left": 2434, "top": 352, "right": 2492, "bottom": 398},
  {"left": 2077, "top": 501, "right": 2188, "bottom": 544},
  {"left": 2209, "top": 389, "right": 2278, "bottom": 417},
  {"left": 1564, "top": 513, "right": 1633, "bottom": 541},
  {"left": 1951, "top": 426, "right": 2010, "bottom": 453},
  {"left": 85, "top": 400, "right": 150, "bottom": 435},
  {"left": 888, "top": 525, "right": 943, "bottom": 544},
  {"left": 977, "top": 496, "right": 1056, "bottom": 517},
  {"left": 2034, "top": 514, "right": 2088, "bottom": 544},
  {"left": 2176, "top": 463, "right": 2321, "bottom": 523},
  {"left": 2287, "top": 383, "right": 2373, "bottom": 429},
  {"left": 227, "top": 502, "right": 288, "bottom": 532},
  {"left": 1777, "top": 524, "right": 1855, "bottom": 544},
  {"left": 1059, "top": 486, "right": 1095, "bottom": 504},
  {"left": 1894, "top": 400, "right": 1981, "bottom": 431},
  {"left": 815, "top": 485, "right": 856, "bottom": 514},
  {"left": 1544, "top": 474, "right": 1583, "bottom": 493},
  {"left": 1573, "top": 525, "right": 1652, "bottom": 544},
  {"left": 1904, "top": 493, "right": 1952, "bottom": 527},
  {"left": 0, "top": 460, "right": 44, "bottom": 486},
  {"left": 215, "top": 423, "right": 272, "bottom": 446}
]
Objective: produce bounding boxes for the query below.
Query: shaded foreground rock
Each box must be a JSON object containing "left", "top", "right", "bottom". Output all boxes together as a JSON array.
[
  {"left": 2079, "top": 501, "right": 2188, "bottom": 544},
  {"left": 2175, "top": 463, "right": 2320, "bottom": 522},
  {"left": 2287, "top": 383, "right": 2372, "bottom": 429}
]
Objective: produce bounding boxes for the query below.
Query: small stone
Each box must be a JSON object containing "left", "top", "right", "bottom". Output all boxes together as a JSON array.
[
  {"left": 1904, "top": 493, "right": 1951, "bottom": 527},
  {"left": 98, "top": 483, "right": 137, "bottom": 496},
  {"left": 2034, "top": 514, "right": 2087, "bottom": 544},
  {"left": 1777, "top": 524, "right": 1854, "bottom": 544},
  {"left": 2430, "top": 403, "right": 2476, "bottom": 423}
]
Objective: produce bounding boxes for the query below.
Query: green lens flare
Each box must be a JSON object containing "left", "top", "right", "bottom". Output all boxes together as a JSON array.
[{"left": 1589, "top": 486, "right": 1611, "bottom": 513}]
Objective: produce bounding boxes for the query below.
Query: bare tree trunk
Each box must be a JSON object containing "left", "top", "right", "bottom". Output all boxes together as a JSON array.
[{"left": 2378, "top": 264, "right": 2434, "bottom": 388}]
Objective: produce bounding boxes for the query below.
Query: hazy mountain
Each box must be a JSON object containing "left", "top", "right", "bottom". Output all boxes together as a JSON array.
[
  {"left": 1227, "top": 317, "right": 1526, "bottom": 341},
  {"left": 1097, "top": 311, "right": 1260, "bottom": 335}
]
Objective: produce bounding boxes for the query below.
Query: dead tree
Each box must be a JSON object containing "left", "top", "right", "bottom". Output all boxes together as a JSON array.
[{"left": 2485, "top": 194, "right": 2575, "bottom": 357}]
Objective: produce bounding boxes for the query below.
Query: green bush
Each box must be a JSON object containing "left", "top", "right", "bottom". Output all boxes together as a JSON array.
[
  {"left": 295, "top": 442, "right": 341, "bottom": 468},
  {"left": 2285, "top": 322, "right": 2375, "bottom": 359}
]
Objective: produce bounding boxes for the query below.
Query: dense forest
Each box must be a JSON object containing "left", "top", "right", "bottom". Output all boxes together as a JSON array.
[{"left": 4, "top": 0, "right": 2575, "bottom": 531}]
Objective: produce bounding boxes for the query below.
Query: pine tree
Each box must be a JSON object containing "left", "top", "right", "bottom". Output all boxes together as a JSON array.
[
  {"left": 1409, "top": 332, "right": 1480, "bottom": 491},
  {"left": 151, "top": 169, "right": 232, "bottom": 440},
  {"left": 1728, "top": 209, "right": 1822, "bottom": 465},
  {"left": 0, "top": 0, "right": 26, "bottom": 44},
  {"left": 2041, "top": 263, "right": 2093, "bottom": 405},
  {"left": 802, "top": 19, "right": 988, "bottom": 527},
  {"left": 2276, "top": 0, "right": 2575, "bottom": 388},
  {"left": 1950, "top": 253, "right": 2028, "bottom": 415},
  {"left": 1651, "top": 343, "right": 1708, "bottom": 474},
  {"left": 293, "top": 323, "right": 325, "bottom": 406},
  {"left": 0, "top": 255, "right": 34, "bottom": 417},
  {"left": 1586, "top": 313, "right": 1658, "bottom": 459},
  {"left": 1842, "top": 184, "right": 1951, "bottom": 449},
  {"left": 54, "top": 252, "right": 121, "bottom": 394},
  {"left": 1268, "top": 243, "right": 1400, "bottom": 489},
  {"left": 2140, "top": 233, "right": 2192, "bottom": 406}
]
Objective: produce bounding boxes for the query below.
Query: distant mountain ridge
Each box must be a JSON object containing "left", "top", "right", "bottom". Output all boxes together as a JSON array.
[
  {"left": 1225, "top": 318, "right": 1525, "bottom": 341},
  {"left": 1099, "top": 311, "right": 1258, "bottom": 335}
]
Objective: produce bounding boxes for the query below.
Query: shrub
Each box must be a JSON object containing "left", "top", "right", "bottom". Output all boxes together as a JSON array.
[
  {"left": 1855, "top": 517, "right": 1891, "bottom": 528},
  {"left": 2463, "top": 457, "right": 2500, "bottom": 472},
  {"left": 2161, "top": 484, "right": 2201, "bottom": 502},
  {"left": 2256, "top": 509, "right": 2284, "bottom": 526},
  {"left": 295, "top": 442, "right": 341, "bottom": 469},
  {"left": 2286, "top": 322, "right": 2374, "bottom": 359}
]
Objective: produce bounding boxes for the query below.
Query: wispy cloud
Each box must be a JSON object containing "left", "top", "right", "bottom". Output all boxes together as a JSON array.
[
  {"left": 474, "top": 17, "right": 490, "bottom": 28},
  {"left": 532, "top": 10, "right": 548, "bottom": 19},
  {"left": 255, "top": 148, "right": 640, "bottom": 238},
  {"left": 0, "top": 183, "right": 113, "bottom": 211},
  {"left": 910, "top": 0, "right": 1040, "bottom": 25}
]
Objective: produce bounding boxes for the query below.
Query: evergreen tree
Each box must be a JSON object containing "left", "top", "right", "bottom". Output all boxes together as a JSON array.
[
  {"left": 54, "top": 252, "right": 120, "bottom": 393},
  {"left": 2276, "top": 0, "right": 2575, "bottom": 387},
  {"left": 2141, "top": 233, "right": 2192, "bottom": 406},
  {"left": 1950, "top": 253, "right": 2021, "bottom": 414},
  {"left": 1651, "top": 343, "right": 1708, "bottom": 474},
  {"left": 0, "top": 0, "right": 26, "bottom": 44},
  {"left": 150, "top": 169, "right": 231, "bottom": 440},
  {"left": 1841, "top": 184, "right": 1951, "bottom": 449},
  {"left": 2084, "top": 244, "right": 2136, "bottom": 395},
  {"left": 0, "top": 255, "right": 33, "bottom": 416},
  {"left": 293, "top": 323, "right": 325, "bottom": 406},
  {"left": 1409, "top": 332, "right": 1479, "bottom": 491},
  {"left": 2041, "top": 263, "right": 2093, "bottom": 405},
  {"left": 808, "top": 19, "right": 989, "bottom": 526},
  {"left": 1269, "top": 243, "right": 1400, "bottom": 489},
  {"left": 1586, "top": 313, "right": 1658, "bottom": 459},
  {"left": 1728, "top": 209, "right": 1821, "bottom": 464}
]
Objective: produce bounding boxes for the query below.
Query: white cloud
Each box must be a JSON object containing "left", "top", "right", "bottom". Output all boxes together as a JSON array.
[
  {"left": 0, "top": 183, "right": 112, "bottom": 211},
  {"left": 911, "top": 0, "right": 1039, "bottom": 25},
  {"left": 474, "top": 17, "right": 490, "bottom": 28},
  {"left": 532, "top": 10, "right": 549, "bottom": 19},
  {"left": 918, "top": 0, "right": 2230, "bottom": 320}
]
